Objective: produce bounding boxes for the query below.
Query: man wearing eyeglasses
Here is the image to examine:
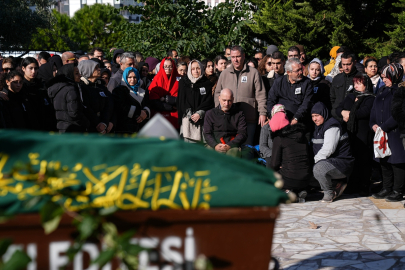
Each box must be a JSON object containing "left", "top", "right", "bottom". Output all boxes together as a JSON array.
[{"left": 267, "top": 58, "right": 313, "bottom": 126}]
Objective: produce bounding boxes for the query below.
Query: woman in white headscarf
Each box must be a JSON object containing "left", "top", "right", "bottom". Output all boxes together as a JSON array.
[{"left": 176, "top": 60, "right": 215, "bottom": 143}]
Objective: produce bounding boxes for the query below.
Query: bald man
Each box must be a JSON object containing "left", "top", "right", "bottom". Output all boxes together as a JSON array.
[
  {"left": 204, "top": 88, "right": 247, "bottom": 156},
  {"left": 62, "top": 52, "right": 76, "bottom": 65}
]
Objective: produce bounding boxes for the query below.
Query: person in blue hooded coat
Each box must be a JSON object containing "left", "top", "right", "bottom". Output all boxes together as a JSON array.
[
  {"left": 370, "top": 63, "right": 405, "bottom": 202},
  {"left": 311, "top": 102, "right": 355, "bottom": 202},
  {"left": 112, "top": 67, "right": 150, "bottom": 133}
]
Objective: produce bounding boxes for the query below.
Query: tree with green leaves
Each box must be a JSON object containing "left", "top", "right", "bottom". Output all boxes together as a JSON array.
[
  {"left": 250, "top": 0, "right": 397, "bottom": 60},
  {"left": 113, "top": 0, "right": 259, "bottom": 59},
  {"left": 30, "top": 9, "right": 76, "bottom": 51},
  {"left": 0, "top": 0, "right": 54, "bottom": 50},
  {"left": 30, "top": 4, "right": 126, "bottom": 52},
  {"left": 71, "top": 4, "right": 126, "bottom": 52},
  {"left": 379, "top": 0, "right": 405, "bottom": 56}
]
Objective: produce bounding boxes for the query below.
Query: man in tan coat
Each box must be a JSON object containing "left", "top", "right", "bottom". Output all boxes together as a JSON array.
[{"left": 215, "top": 46, "right": 267, "bottom": 145}]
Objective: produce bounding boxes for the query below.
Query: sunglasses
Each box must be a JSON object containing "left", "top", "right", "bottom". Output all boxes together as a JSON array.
[
  {"left": 255, "top": 57, "right": 262, "bottom": 61},
  {"left": 2, "top": 68, "right": 13, "bottom": 72},
  {"left": 266, "top": 62, "right": 272, "bottom": 66}
]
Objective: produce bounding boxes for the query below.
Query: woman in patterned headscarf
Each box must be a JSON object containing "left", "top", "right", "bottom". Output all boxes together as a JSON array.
[{"left": 370, "top": 63, "right": 405, "bottom": 202}]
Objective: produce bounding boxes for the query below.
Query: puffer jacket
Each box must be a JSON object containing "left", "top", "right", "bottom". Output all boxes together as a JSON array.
[{"left": 47, "top": 76, "right": 89, "bottom": 132}]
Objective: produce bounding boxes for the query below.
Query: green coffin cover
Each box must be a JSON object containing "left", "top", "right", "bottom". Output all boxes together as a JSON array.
[{"left": 0, "top": 130, "right": 288, "bottom": 214}]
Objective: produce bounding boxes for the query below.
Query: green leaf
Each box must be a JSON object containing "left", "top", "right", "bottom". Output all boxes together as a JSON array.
[
  {"left": 0, "top": 239, "right": 12, "bottom": 257},
  {"left": 23, "top": 196, "right": 42, "bottom": 210},
  {"left": 99, "top": 206, "right": 118, "bottom": 216},
  {"left": 92, "top": 248, "right": 116, "bottom": 267},
  {"left": 43, "top": 215, "right": 62, "bottom": 235},
  {"left": 40, "top": 201, "right": 64, "bottom": 235},
  {"left": 2, "top": 250, "right": 31, "bottom": 270},
  {"left": 78, "top": 216, "right": 99, "bottom": 240}
]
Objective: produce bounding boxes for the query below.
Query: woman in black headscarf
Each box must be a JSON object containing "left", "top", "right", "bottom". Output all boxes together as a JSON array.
[
  {"left": 336, "top": 74, "right": 375, "bottom": 195},
  {"left": 311, "top": 102, "right": 355, "bottom": 202},
  {"left": 47, "top": 64, "right": 90, "bottom": 133},
  {"left": 176, "top": 59, "right": 214, "bottom": 143},
  {"left": 370, "top": 63, "right": 405, "bottom": 202},
  {"left": 37, "top": 55, "right": 63, "bottom": 85}
]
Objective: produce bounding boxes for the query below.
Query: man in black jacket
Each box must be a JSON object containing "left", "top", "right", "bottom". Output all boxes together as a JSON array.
[
  {"left": 267, "top": 58, "right": 313, "bottom": 125},
  {"left": 264, "top": 51, "right": 286, "bottom": 93},
  {"left": 204, "top": 88, "right": 247, "bottom": 156},
  {"left": 330, "top": 52, "right": 362, "bottom": 121}
]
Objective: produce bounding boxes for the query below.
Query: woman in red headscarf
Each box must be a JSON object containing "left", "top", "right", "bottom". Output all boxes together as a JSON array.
[{"left": 149, "top": 57, "right": 181, "bottom": 129}]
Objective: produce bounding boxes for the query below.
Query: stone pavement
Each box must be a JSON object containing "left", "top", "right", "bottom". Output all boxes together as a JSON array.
[{"left": 272, "top": 194, "right": 405, "bottom": 270}]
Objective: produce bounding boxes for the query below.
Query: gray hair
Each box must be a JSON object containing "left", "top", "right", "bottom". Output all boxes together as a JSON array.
[
  {"left": 120, "top": 52, "right": 135, "bottom": 64},
  {"left": 230, "top": 45, "right": 244, "bottom": 55},
  {"left": 285, "top": 58, "right": 301, "bottom": 72}
]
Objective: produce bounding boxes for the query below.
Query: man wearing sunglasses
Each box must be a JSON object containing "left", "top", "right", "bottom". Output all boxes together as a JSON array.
[
  {"left": 62, "top": 52, "right": 76, "bottom": 65},
  {"left": 254, "top": 51, "right": 264, "bottom": 65}
]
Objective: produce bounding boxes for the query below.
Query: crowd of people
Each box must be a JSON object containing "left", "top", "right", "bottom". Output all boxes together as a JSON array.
[{"left": 0, "top": 44, "right": 405, "bottom": 203}]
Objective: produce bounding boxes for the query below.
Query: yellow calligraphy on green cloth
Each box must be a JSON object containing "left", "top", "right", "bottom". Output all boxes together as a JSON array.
[{"left": 0, "top": 152, "right": 217, "bottom": 211}]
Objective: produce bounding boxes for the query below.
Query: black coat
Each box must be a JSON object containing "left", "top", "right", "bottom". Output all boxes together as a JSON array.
[
  {"left": 330, "top": 68, "right": 362, "bottom": 121},
  {"left": 47, "top": 76, "right": 89, "bottom": 133},
  {"left": 392, "top": 85, "right": 405, "bottom": 137},
  {"left": 370, "top": 85, "right": 405, "bottom": 164},
  {"left": 176, "top": 76, "right": 214, "bottom": 126},
  {"left": 336, "top": 93, "right": 375, "bottom": 146},
  {"left": 267, "top": 75, "right": 313, "bottom": 123},
  {"left": 0, "top": 88, "right": 38, "bottom": 129},
  {"left": 270, "top": 123, "right": 311, "bottom": 187},
  {"left": 203, "top": 105, "right": 247, "bottom": 148},
  {"left": 310, "top": 77, "right": 331, "bottom": 111},
  {"left": 22, "top": 78, "right": 57, "bottom": 131},
  {"left": 79, "top": 79, "right": 114, "bottom": 132},
  {"left": 112, "top": 85, "right": 150, "bottom": 133}
]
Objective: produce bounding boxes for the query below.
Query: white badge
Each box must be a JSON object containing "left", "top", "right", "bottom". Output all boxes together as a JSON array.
[
  {"left": 295, "top": 87, "right": 302, "bottom": 94},
  {"left": 99, "top": 92, "right": 107, "bottom": 97},
  {"left": 313, "top": 87, "right": 318, "bottom": 93},
  {"left": 176, "top": 77, "right": 182, "bottom": 81},
  {"left": 241, "top": 76, "right": 248, "bottom": 83},
  {"left": 200, "top": 87, "right": 206, "bottom": 95},
  {"left": 347, "top": 85, "right": 353, "bottom": 91}
]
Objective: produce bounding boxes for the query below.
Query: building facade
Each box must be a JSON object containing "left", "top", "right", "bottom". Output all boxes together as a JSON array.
[{"left": 59, "top": 0, "right": 142, "bottom": 23}]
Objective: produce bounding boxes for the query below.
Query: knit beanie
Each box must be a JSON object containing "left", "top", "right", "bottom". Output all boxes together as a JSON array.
[
  {"left": 269, "top": 112, "right": 290, "bottom": 132},
  {"left": 266, "top": 45, "right": 278, "bottom": 56},
  {"left": 329, "top": 46, "right": 340, "bottom": 59}
]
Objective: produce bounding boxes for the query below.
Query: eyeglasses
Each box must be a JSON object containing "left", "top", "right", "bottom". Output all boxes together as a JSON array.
[
  {"left": 67, "top": 58, "right": 76, "bottom": 61},
  {"left": 266, "top": 62, "right": 272, "bottom": 66},
  {"left": 2, "top": 68, "right": 13, "bottom": 72},
  {"left": 164, "top": 66, "right": 173, "bottom": 70},
  {"left": 255, "top": 58, "right": 262, "bottom": 61},
  {"left": 291, "top": 69, "right": 302, "bottom": 73}
]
